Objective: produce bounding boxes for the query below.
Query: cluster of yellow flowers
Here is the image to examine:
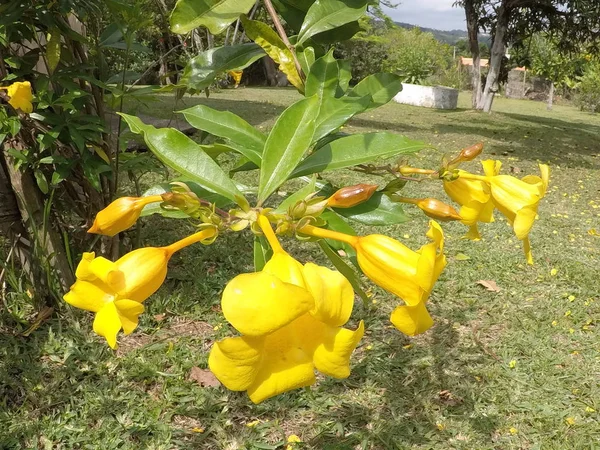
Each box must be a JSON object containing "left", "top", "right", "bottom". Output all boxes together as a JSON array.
[
  {"left": 61, "top": 142, "right": 549, "bottom": 403},
  {"left": 443, "top": 159, "right": 549, "bottom": 264}
]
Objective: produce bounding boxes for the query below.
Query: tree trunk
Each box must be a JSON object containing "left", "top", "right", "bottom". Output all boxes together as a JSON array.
[
  {"left": 480, "top": 3, "right": 510, "bottom": 113},
  {"left": 2, "top": 140, "right": 74, "bottom": 298},
  {"left": 263, "top": 56, "right": 278, "bottom": 86},
  {"left": 547, "top": 81, "right": 554, "bottom": 110},
  {"left": 464, "top": 0, "right": 482, "bottom": 109}
]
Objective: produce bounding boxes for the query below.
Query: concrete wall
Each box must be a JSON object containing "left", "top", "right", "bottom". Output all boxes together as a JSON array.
[
  {"left": 505, "top": 69, "right": 551, "bottom": 101},
  {"left": 393, "top": 83, "right": 459, "bottom": 110}
]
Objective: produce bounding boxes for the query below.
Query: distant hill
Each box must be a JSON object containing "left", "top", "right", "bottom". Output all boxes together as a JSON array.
[{"left": 394, "top": 22, "right": 468, "bottom": 45}]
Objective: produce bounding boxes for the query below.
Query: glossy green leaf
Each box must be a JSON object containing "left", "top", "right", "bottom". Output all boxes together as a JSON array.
[
  {"left": 320, "top": 210, "right": 356, "bottom": 255},
  {"left": 291, "top": 132, "right": 425, "bottom": 178},
  {"left": 318, "top": 240, "right": 369, "bottom": 304},
  {"left": 298, "top": 46, "right": 316, "bottom": 76},
  {"left": 46, "top": 28, "right": 61, "bottom": 73},
  {"left": 254, "top": 235, "right": 273, "bottom": 271},
  {"left": 305, "top": 49, "right": 338, "bottom": 99},
  {"left": 271, "top": 0, "right": 315, "bottom": 32},
  {"left": 179, "top": 104, "right": 266, "bottom": 154},
  {"left": 314, "top": 95, "right": 370, "bottom": 141},
  {"left": 333, "top": 192, "right": 409, "bottom": 225},
  {"left": 120, "top": 113, "right": 247, "bottom": 208},
  {"left": 141, "top": 182, "right": 232, "bottom": 218},
  {"left": 240, "top": 15, "right": 303, "bottom": 91},
  {"left": 337, "top": 59, "right": 352, "bottom": 96},
  {"left": 181, "top": 44, "right": 265, "bottom": 91},
  {"left": 34, "top": 170, "right": 49, "bottom": 195},
  {"left": 258, "top": 96, "right": 319, "bottom": 203},
  {"left": 347, "top": 73, "right": 403, "bottom": 110},
  {"left": 297, "top": 0, "right": 369, "bottom": 45},
  {"left": 312, "top": 21, "right": 362, "bottom": 45},
  {"left": 275, "top": 176, "right": 316, "bottom": 213},
  {"left": 170, "top": 0, "right": 255, "bottom": 35}
]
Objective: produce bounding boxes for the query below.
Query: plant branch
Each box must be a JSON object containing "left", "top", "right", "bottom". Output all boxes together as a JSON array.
[{"left": 262, "top": 0, "right": 305, "bottom": 80}]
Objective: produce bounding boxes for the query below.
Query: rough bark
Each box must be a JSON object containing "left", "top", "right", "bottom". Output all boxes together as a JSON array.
[
  {"left": 464, "top": 0, "right": 483, "bottom": 109},
  {"left": 263, "top": 56, "right": 278, "bottom": 86},
  {"left": 480, "top": 4, "right": 509, "bottom": 112},
  {"left": 2, "top": 140, "right": 74, "bottom": 297}
]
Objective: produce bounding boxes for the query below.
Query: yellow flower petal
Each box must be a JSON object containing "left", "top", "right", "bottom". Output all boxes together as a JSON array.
[
  {"left": 63, "top": 280, "right": 111, "bottom": 312},
  {"left": 114, "top": 247, "right": 170, "bottom": 302},
  {"left": 247, "top": 324, "right": 316, "bottom": 403},
  {"left": 303, "top": 263, "right": 354, "bottom": 327},
  {"left": 464, "top": 224, "right": 482, "bottom": 240},
  {"left": 6, "top": 81, "right": 33, "bottom": 113},
  {"left": 92, "top": 302, "right": 122, "bottom": 349},
  {"left": 221, "top": 272, "right": 314, "bottom": 337},
  {"left": 263, "top": 251, "right": 306, "bottom": 288},
  {"left": 75, "top": 252, "right": 97, "bottom": 280},
  {"left": 209, "top": 335, "right": 263, "bottom": 391},
  {"left": 313, "top": 321, "right": 364, "bottom": 378},
  {"left": 390, "top": 302, "right": 434, "bottom": 336},
  {"left": 513, "top": 206, "right": 538, "bottom": 240},
  {"left": 113, "top": 299, "right": 144, "bottom": 335}
]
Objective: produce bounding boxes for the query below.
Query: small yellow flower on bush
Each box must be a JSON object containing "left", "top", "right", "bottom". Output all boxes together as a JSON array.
[
  {"left": 209, "top": 216, "right": 364, "bottom": 404},
  {"left": 64, "top": 227, "right": 216, "bottom": 348},
  {"left": 88, "top": 195, "right": 164, "bottom": 236},
  {"left": 0, "top": 81, "right": 34, "bottom": 113}
]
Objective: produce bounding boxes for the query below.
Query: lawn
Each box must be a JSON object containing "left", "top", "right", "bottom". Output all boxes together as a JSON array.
[{"left": 1, "top": 89, "right": 599, "bottom": 450}]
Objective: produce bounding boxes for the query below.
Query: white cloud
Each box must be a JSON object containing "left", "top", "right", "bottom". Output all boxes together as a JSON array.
[{"left": 382, "top": 1, "right": 466, "bottom": 31}]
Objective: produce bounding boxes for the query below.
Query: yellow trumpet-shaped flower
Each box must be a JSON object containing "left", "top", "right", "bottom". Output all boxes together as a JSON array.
[
  {"left": 458, "top": 160, "right": 550, "bottom": 264},
  {"left": 1, "top": 81, "right": 34, "bottom": 113},
  {"left": 444, "top": 167, "right": 498, "bottom": 240},
  {"left": 299, "top": 221, "right": 446, "bottom": 336},
  {"left": 209, "top": 216, "right": 364, "bottom": 404},
  {"left": 88, "top": 195, "right": 164, "bottom": 237},
  {"left": 64, "top": 228, "right": 216, "bottom": 348}
]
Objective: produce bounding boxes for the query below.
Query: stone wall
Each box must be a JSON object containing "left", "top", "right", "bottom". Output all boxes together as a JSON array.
[{"left": 505, "top": 69, "right": 551, "bottom": 101}]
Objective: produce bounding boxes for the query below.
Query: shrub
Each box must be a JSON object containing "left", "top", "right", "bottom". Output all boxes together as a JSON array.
[{"left": 576, "top": 62, "right": 600, "bottom": 113}]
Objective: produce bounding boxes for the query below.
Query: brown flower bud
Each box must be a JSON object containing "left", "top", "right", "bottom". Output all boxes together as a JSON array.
[
  {"left": 327, "top": 184, "right": 378, "bottom": 209},
  {"left": 415, "top": 198, "right": 462, "bottom": 222},
  {"left": 458, "top": 143, "right": 483, "bottom": 162}
]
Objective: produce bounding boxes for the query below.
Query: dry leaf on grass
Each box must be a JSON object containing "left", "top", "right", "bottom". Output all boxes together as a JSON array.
[
  {"left": 477, "top": 280, "right": 501, "bottom": 292},
  {"left": 189, "top": 367, "right": 220, "bottom": 387}
]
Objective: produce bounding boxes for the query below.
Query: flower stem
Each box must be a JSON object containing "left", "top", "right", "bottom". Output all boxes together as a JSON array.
[
  {"left": 257, "top": 215, "right": 283, "bottom": 253},
  {"left": 166, "top": 227, "right": 217, "bottom": 255},
  {"left": 298, "top": 224, "right": 359, "bottom": 247}
]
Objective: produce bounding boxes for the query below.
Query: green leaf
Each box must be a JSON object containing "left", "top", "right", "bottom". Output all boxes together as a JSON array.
[
  {"left": 348, "top": 73, "right": 403, "bottom": 110},
  {"left": 305, "top": 49, "right": 338, "bottom": 99},
  {"left": 240, "top": 15, "right": 303, "bottom": 91},
  {"left": 170, "top": 0, "right": 255, "bottom": 35},
  {"left": 297, "top": 0, "right": 369, "bottom": 45},
  {"left": 291, "top": 132, "right": 425, "bottom": 178},
  {"left": 34, "top": 170, "right": 49, "bottom": 194},
  {"left": 46, "top": 28, "right": 61, "bottom": 73},
  {"left": 179, "top": 104, "right": 266, "bottom": 155},
  {"left": 271, "top": 0, "right": 315, "bottom": 33},
  {"left": 337, "top": 59, "right": 352, "bottom": 96},
  {"left": 333, "top": 192, "right": 409, "bottom": 225},
  {"left": 181, "top": 44, "right": 265, "bottom": 91},
  {"left": 120, "top": 113, "right": 248, "bottom": 209},
  {"left": 318, "top": 240, "right": 369, "bottom": 304},
  {"left": 258, "top": 96, "right": 319, "bottom": 203},
  {"left": 275, "top": 176, "right": 316, "bottom": 213},
  {"left": 298, "top": 46, "right": 316, "bottom": 76},
  {"left": 254, "top": 235, "right": 273, "bottom": 271},
  {"left": 313, "top": 95, "right": 370, "bottom": 141}
]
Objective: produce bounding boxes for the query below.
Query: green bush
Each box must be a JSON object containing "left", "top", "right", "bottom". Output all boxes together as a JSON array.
[{"left": 576, "top": 62, "right": 600, "bottom": 113}]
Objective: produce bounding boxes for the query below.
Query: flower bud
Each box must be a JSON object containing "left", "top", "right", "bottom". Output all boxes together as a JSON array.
[
  {"left": 458, "top": 143, "right": 483, "bottom": 162},
  {"left": 327, "top": 184, "right": 378, "bottom": 209},
  {"left": 415, "top": 198, "right": 462, "bottom": 222},
  {"left": 88, "top": 195, "right": 162, "bottom": 236},
  {"left": 161, "top": 192, "right": 201, "bottom": 216}
]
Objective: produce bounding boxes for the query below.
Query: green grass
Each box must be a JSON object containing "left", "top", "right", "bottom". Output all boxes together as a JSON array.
[{"left": 2, "top": 89, "right": 599, "bottom": 449}]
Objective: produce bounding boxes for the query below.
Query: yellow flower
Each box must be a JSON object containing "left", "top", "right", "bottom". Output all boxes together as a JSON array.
[
  {"left": 88, "top": 195, "right": 163, "bottom": 237},
  {"left": 1, "top": 81, "right": 34, "bottom": 113},
  {"left": 228, "top": 70, "right": 243, "bottom": 87},
  {"left": 286, "top": 434, "right": 302, "bottom": 449},
  {"left": 64, "top": 228, "right": 216, "bottom": 348},
  {"left": 443, "top": 168, "right": 497, "bottom": 240},
  {"left": 209, "top": 216, "right": 364, "bottom": 404},
  {"left": 299, "top": 221, "right": 446, "bottom": 336},
  {"left": 481, "top": 160, "right": 549, "bottom": 264}
]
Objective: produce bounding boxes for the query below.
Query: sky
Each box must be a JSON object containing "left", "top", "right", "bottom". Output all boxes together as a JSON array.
[{"left": 382, "top": 0, "right": 467, "bottom": 31}]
